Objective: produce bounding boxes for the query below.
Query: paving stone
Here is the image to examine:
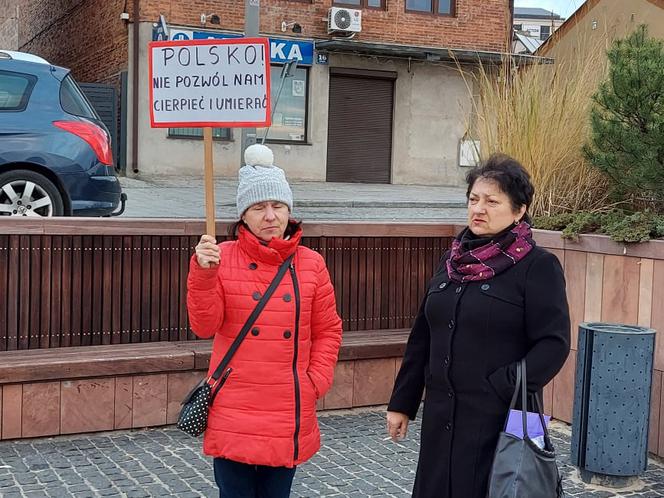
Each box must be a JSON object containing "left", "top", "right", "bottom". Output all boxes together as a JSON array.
[
  {"left": 37, "top": 473, "right": 61, "bottom": 484},
  {"left": 2, "top": 408, "right": 664, "bottom": 497},
  {"left": 125, "top": 493, "right": 151, "bottom": 498},
  {"left": 98, "top": 487, "right": 123, "bottom": 496},
  {"left": 15, "top": 473, "right": 38, "bottom": 485},
  {"left": 46, "top": 490, "right": 74, "bottom": 498},
  {"left": 23, "top": 489, "right": 46, "bottom": 498},
  {"left": 143, "top": 484, "right": 171, "bottom": 495}
]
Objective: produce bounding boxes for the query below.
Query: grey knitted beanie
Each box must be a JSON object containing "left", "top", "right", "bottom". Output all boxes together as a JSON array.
[{"left": 236, "top": 144, "right": 293, "bottom": 217}]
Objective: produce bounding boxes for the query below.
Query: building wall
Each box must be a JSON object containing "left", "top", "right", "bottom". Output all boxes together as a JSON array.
[
  {"left": 13, "top": 0, "right": 504, "bottom": 184},
  {"left": 391, "top": 60, "right": 474, "bottom": 185},
  {"left": 10, "top": 0, "right": 510, "bottom": 81},
  {"left": 539, "top": 0, "right": 664, "bottom": 60},
  {"left": 17, "top": 0, "right": 129, "bottom": 86},
  {"left": 132, "top": 23, "right": 474, "bottom": 185},
  {"left": 0, "top": 0, "right": 19, "bottom": 50},
  {"left": 139, "top": 0, "right": 511, "bottom": 53}
]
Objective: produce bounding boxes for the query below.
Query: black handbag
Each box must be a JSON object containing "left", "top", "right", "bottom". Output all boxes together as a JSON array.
[
  {"left": 487, "top": 359, "right": 564, "bottom": 498},
  {"left": 177, "top": 254, "right": 294, "bottom": 437}
]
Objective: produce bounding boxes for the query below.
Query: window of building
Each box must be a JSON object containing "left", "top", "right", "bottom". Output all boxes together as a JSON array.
[
  {"left": 168, "top": 66, "right": 309, "bottom": 144},
  {"left": 333, "top": 0, "right": 385, "bottom": 7},
  {"left": 257, "top": 66, "right": 308, "bottom": 143},
  {"left": 540, "top": 25, "right": 551, "bottom": 40},
  {"left": 0, "top": 70, "right": 36, "bottom": 111},
  {"left": 514, "top": 23, "right": 523, "bottom": 31},
  {"left": 168, "top": 127, "right": 231, "bottom": 141},
  {"left": 405, "top": 0, "right": 454, "bottom": 15}
]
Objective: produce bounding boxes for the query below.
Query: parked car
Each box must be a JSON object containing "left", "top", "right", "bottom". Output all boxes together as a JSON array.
[{"left": 0, "top": 50, "right": 126, "bottom": 217}]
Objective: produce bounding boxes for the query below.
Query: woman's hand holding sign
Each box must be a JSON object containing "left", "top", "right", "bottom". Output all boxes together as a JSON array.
[{"left": 195, "top": 235, "right": 220, "bottom": 268}]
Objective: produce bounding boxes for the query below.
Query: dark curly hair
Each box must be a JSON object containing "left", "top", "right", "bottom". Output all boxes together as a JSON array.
[{"left": 465, "top": 154, "right": 535, "bottom": 220}]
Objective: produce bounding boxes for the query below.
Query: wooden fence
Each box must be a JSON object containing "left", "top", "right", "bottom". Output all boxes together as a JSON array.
[
  {"left": 532, "top": 231, "right": 664, "bottom": 456},
  {"left": 0, "top": 218, "right": 454, "bottom": 351}
]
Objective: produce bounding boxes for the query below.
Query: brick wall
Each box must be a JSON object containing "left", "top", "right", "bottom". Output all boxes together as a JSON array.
[
  {"left": 17, "top": 0, "right": 129, "bottom": 87},
  {"left": 141, "top": 0, "right": 511, "bottom": 53},
  {"left": 13, "top": 0, "right": 509, "bottom": 88}
]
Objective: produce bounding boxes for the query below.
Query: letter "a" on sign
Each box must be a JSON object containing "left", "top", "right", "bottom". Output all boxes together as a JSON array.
[
  {"left": 270, "top": 42, "right": 303, "bottom": 62},
  {"left": 287, "top": 44, "right": 302, "bottom": 61}
]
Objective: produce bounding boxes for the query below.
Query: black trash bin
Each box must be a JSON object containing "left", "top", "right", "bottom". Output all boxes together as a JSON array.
[{"left": 571, "top": 322, "right": 656, "bottom": 486}]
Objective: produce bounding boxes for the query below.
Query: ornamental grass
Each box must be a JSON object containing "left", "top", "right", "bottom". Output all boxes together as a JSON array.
[{"left": 457, "top": 35, "right": 615, "bottom": 217}]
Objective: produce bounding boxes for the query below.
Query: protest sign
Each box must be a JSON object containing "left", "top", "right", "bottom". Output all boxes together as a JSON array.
[
  {"left": 148, "top": 38, "right": 271, "bottom": 236},
  {"left": 149, "top": 38, "right": 271, "bottom": 127}
]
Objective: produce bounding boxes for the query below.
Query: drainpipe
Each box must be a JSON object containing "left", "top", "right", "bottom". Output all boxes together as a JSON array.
[
  {"left": 508, "top": 0, "right": 515, "bottom": 52},
  {"left": 131, "top": 0, "right": 140, "bottom": 173}
]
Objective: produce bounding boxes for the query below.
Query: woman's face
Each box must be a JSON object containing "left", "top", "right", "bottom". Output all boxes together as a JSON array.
[
  {"left": 242, "top": 201, "right": 290, "bottom": 242},
  {"left": 467, "top": 178, "right": 527, "bottom": 237}
]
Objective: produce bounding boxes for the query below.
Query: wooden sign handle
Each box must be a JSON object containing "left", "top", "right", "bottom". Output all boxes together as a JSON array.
[{"left": 203, "top": 127, "right": 215, "bottom": 238}]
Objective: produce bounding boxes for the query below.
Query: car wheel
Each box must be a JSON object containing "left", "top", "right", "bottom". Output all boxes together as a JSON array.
[{"left": 0, "top": 170, "right": 65, "bottom": 217}]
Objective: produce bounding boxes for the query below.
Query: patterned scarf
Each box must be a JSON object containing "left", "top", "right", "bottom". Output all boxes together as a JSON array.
[{"left": 446, "top": 222, "right": 536, "bottom": 282}]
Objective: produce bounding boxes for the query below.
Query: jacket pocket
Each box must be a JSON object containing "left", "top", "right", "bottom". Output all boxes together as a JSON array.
[
  {"left": 305, "top": 372, "right": 320, "bottom": 400},
  {"left": 479, "top": 281, "right": 524, "bottom": 308}
]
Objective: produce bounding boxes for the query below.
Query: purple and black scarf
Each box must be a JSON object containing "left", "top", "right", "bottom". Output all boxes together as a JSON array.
[{"left": 446, "top": 222, "right": 535, "bottom": 283}]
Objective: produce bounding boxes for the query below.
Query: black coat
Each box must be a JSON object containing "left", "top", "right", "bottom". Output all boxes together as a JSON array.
[{"left": 388, "top": 246, "right": 570, "bottom": 498}]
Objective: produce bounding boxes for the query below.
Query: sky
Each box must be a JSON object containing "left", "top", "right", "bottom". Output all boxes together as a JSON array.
[{"left": 514, "top": 0, "right": 585, "bottom": 18}]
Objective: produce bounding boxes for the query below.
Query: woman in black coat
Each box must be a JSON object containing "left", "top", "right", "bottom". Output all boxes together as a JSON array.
[{"left": 386, "top": 154, "right": 570, "bottom": 498}]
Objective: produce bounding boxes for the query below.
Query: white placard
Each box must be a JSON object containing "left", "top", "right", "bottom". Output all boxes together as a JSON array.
[
  {"left": 459, "top": 139, "right": 481, "bottom": 167},
  {"left": 292, "top": 80, "right": 305, "bottom": 97},
  {"left": 149, "top": 38, "right": 271, "bottom": 128}
]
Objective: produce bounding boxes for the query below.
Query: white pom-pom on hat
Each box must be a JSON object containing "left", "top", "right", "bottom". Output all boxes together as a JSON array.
[{"left": 244, "top": 144, "right": 274, "bottom": 167}]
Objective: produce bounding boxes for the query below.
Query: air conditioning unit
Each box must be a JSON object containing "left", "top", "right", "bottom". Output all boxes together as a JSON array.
[{"left": 328, "top": 7, "right": 362, "bottom": 34}]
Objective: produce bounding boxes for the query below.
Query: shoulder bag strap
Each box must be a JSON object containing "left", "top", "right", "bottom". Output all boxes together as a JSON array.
[
  {"left": 208, "top": 253, "right": 294, "bottom": 383},
  {"left": 520, "top": 358, "right": 530, "bottom": 438},
  {"left": 519, "top": 358, "right": 551, "bottom": 442},
  {"left": 502, "top": 360, "right": 523, "bottom": 431}
]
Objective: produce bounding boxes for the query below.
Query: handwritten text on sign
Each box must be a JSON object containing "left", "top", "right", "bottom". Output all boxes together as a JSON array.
[{"left": 148, "top": 38, "right": 271, "bottom": 128}]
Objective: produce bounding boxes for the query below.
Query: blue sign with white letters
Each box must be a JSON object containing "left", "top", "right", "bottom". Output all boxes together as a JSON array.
[
  {"left": 267, "top": 38, "right": 313, "bottom": 66},
  {"left": 166, "top": 28, "right": 313, "bottom": 66}
]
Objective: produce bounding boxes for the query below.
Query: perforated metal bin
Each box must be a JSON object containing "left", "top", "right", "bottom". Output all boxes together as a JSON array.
[{"left": 571, "top": 323, "right": 656, "bottom": 480}]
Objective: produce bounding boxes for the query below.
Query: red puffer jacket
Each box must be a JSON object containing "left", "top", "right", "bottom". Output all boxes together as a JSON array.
[{"left": 186, "top": 225, "right": 342, "bottom": 468}]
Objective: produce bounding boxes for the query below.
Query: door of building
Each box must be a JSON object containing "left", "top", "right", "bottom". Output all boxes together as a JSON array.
[{"left": 326, "top": 68, "right": 395, "bottom": 183}]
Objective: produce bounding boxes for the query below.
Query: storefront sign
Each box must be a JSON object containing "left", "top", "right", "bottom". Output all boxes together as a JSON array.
[
  {"left": 168, "top": 28, "right": 314, "bottom": 65},
  {"left": 148, "top": 38, "right": 271, "bottom": 128}
]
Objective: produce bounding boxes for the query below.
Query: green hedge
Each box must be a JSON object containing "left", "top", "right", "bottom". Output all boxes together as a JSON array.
[{"left": 533, "top": 210, "right": 664, "bottom": 243}]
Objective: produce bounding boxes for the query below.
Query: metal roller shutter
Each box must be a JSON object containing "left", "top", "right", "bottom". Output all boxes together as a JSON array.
[{"left": 326, "top": 74, "right": 394, "bottom": 183}]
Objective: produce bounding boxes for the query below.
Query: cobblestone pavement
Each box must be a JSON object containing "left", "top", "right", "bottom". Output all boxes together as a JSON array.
[
  {"left": 0, "top": 407, "right": 662, "bottom": 497},
  {"left": 118, "top": 176, "right": 467, "bottom": 221}
]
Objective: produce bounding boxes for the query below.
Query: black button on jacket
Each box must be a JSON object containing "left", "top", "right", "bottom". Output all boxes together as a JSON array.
[{"left": 387, "top": 246, "right": 570, "bottom": 498}]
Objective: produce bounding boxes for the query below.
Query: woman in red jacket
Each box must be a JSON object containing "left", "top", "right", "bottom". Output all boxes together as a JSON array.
[{"left": 187, "top": 144, "right": 342, "bottom": 498}]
